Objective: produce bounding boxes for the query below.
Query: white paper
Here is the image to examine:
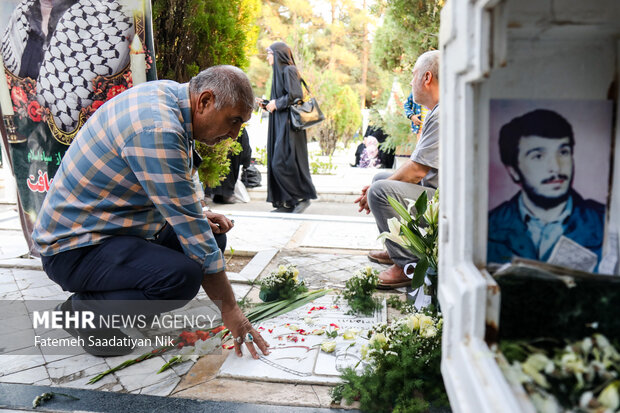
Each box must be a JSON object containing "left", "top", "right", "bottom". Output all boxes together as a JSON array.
[
  {"left": 598, "top": 232, "right": 618, "bottom": 275},
  {"left": 547, "top": 235, "right": 598, "bottom": 273}
]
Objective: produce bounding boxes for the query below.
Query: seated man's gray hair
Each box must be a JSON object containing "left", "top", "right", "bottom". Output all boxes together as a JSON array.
[
  {"left": 415, "top": 50, "right": 440, "bottom": 81},
  {"left": 189, "top": 65, "right": 255, "bottom": 113}
]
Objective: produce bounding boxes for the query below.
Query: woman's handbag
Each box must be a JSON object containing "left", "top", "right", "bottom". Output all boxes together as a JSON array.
[{"left": 290, "top": 79, "right": 325, "bottom": 131}]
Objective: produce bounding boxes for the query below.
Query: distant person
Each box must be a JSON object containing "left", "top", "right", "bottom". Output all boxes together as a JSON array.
[
  {"left": 210, "top": 128, "right": 252, "bottom": 204},
  {"left": 404, "top": 92, "right": 423, "bottom": 136},
  {"left": 355, "top": 51, "right": 440, "bottom": 289},
  {"left": 257, "top": 41, "right": 316, "bottom": 214},
  {"left": 353, "top": 124, "right": 395, "bottom": 168},
  {"left": 357, "top": 136, "right": 380, "bottom": 168},
  {"left": 488, "top": 109, "right": 605, "bottom": 269}
]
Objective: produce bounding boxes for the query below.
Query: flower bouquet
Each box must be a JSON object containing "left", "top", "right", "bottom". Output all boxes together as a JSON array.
[
  {"left": 340, "top": 266, "right": 381, "bottom": 316},
  {"left": 500, "top": 334, "right": 620, "bottom": 412},
  {"left": 258, "top": 264, "right": 307, "bottom": 302},
  {"left": 379, "top": 190, "right": 439, "bottom": 297},
  {"left": 332, "top": 310, "right": 448, "bottom": 412}
]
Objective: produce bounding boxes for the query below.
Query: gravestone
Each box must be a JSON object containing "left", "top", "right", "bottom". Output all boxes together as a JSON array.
[{"left": 218, "top": 295, "right": 386, "bottom": 384}]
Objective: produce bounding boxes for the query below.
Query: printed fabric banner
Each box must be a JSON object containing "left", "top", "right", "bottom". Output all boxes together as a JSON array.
[{"left": 0, "top": 0, "right": 157, "bottom": 255}]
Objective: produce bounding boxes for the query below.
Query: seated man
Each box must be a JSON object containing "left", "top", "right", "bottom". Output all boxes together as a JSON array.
[
  {"left": 355, "top": 50, "right": 440, "bottom": 288},
  {"left": 32, "top": 66, "right": 269, "bottom": 358}
]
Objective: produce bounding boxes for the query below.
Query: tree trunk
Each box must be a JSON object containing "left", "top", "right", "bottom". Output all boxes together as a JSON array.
[{"left": 360, "top": 0, "right": 369, "bottom": 109}]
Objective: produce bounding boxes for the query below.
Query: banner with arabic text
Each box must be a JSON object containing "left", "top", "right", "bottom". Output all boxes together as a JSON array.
[{"left": 0, "top": 0, "right": 157, "bottom": 255}]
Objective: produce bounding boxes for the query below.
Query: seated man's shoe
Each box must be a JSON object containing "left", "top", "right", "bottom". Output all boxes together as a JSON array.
[
  {"left": 377, "top": 265, "right": 410, "bottom": 289},
  {"left": 292, "top": 200, "right": 311, "bottom": 214},
  {"left": 367, "top": 249, "right": 393, "bottom": 265}
]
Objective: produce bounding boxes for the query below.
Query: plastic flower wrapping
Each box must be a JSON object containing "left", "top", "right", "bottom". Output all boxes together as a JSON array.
[{"left": 499, "top": 334, "right": 620, "bottom": 412}]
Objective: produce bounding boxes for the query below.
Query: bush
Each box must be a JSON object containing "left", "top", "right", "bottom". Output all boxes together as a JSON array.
[
  {"left": 195, "top": 138, "right": 242, "bottom": 189},
  {"left": 306, "top": 71, "right": 362, "bottom": 156}
]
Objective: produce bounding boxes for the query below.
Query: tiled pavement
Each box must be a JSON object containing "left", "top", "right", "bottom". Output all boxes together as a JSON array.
[{"left": 0, "top": 200, "right": 402, "bottom": 410}]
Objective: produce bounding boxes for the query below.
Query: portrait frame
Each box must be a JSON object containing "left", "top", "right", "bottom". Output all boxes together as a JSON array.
[{"left": 487, "top": 99, "right": 614, "bottom": 271}]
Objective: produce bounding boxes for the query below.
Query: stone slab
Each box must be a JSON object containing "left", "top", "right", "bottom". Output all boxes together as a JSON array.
[
  {"left": 0, "top": 232, "right": 28, "bottom": 260},
  {"left": 226, "top": 249, "right": 278, "bottom": 284},
  {"left": 299, "top": 222, "right": 382, "bottom": 250},
  {"left": 224, "top": 217, "right": 301, "bottom": 251},
  {"left": 218, "top": 295, "right": 386, "bottom": 385}
]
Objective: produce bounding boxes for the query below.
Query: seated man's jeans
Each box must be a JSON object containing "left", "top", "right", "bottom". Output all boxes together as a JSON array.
[
  {"left": 367, "top": 171, "right": 435, "bottom": 269},
  {"left": 41, "top": 226, "right": 226, "bottom": 317}
]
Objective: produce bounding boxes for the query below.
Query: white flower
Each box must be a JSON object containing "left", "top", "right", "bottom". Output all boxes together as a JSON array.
[
  {"left": 579, "top": 391, "right": 593, "bottom": 409},
  {"left": 405, "top": 314, "right": 420, "bottom": 332},
  {"left": 343, "top": 329, "right": 360, "bottom": 340},
  {"left": 502, "top": 362, "right": 531, "bottom": 385},
  {"left": 598, "top": 381, "right": 620, "bottom": 410},
  {"left": 178, "top": 345, "right": 199, "bottom": 362},
  {"left": 522, "top": 354, "right": 552, "bottom": 388},
  {"left": 404, "top": 198, "right": 417, "bottom": 215},
  {"left": 530, "top": 392, "right": 561, "bottom": 413},
  {"left": 418, "top": 315, "right": 434, "bottom": 330},
  {"left": 369, "top": 332, "right": 387, "bottom": 348},
  {"left": 421, "top": 326, "right": 437, "bottom": 338},
  {"left": 361, "top": 344, "right": 369, "bottom": 360},
  {"left": 194, "top": 337, "right": 218, "bottom": 355},
  {"left": 321, "top": 340, "right": 336, "bottom": 353},
  {"left": 378, "top": 217, "right": 407, "bottom": 247}
]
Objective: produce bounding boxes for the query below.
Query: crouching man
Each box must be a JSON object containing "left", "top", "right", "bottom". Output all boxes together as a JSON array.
[{"left": 32, "top": 65, "right": 269, "bottom": 358}]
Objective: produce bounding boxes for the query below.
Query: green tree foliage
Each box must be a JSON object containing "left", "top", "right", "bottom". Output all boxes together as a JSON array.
[
  {"left": 310, "top": 70, "right": 362, "bottom": 155},
  {"left": 371, "top": 0, "right": 443, "bottom": 72},
  {"left": 152, "top": 0, "right": 261, "bottom": 82},
  {"left": 249, "top": 0, "right": 383, "bottom": 154},
  {"left": 368, "top": 0, "right": 442, "bottom": 154}
]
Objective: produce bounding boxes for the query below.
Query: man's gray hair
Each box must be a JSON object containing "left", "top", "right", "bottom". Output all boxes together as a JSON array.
[
  {"left": 189, "top": 65, "right": 255, "bottom": 112},
  {"left": 415, "top": 50, "right": 440, "bottom": 81}
]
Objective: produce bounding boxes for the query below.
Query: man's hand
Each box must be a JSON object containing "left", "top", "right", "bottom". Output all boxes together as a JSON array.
[
  {"left": 206, "top": 211, "right": 233, "bottom": 234},
  {"left": 223, "top": 305, "right": 270, "bottom": 359},
  {"left": 202, "top": 271, "right": 270, "bottom": 360},
  {"left": 354, "top": 185, "right": 371, "bottom": 214}
]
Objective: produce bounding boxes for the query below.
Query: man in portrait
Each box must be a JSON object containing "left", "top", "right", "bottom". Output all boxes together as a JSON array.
[{"left": 487, "top": 109, "right": 606, "bottom": 271}]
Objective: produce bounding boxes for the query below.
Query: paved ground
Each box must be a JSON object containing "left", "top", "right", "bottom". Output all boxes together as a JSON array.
[{"left": 0, "top": 165, "right": 410, "bottom": 411}]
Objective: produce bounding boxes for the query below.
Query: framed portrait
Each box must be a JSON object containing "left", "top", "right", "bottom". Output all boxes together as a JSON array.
[{"left": 487, "top": 99, "right": 613, "bottom": 273}]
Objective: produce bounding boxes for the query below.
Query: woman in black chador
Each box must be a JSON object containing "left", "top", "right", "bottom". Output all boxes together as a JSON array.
[{"left": 259, "top": 42, "right": 316, "bottom": 213}]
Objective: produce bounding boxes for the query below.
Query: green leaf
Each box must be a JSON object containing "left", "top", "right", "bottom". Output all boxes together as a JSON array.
[
  {"left": 401, "top": 225, "right": 426, "bottom": 257},
  {"left": 411, "top": 258, "right": 429, "bottom": 290},
  {"left": 414, "top": 191, "right": 428, "bottom": 220},
  {"left": 387, "top": 196, "right": 413, "bottom": 224}
]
